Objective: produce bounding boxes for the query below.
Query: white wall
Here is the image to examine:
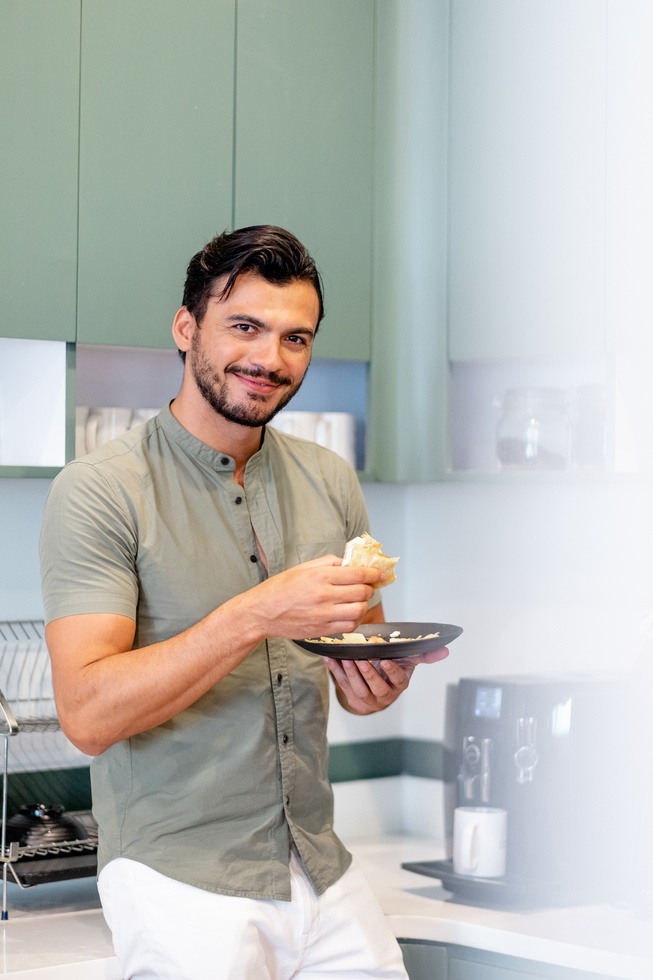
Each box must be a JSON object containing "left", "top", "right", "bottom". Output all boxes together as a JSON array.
[
  {"left": 330, "top": 476, "right": 653, "bottom": 747},
  {"left": 332, "top": 477, "right": 653, "bottom": 839}
]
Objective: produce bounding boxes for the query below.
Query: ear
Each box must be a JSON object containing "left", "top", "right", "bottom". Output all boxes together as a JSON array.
[{"left": 172, "top": 307, "right": 197, "bottom": 353}]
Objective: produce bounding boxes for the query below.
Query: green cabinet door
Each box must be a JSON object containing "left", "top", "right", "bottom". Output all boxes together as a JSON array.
[
  {"left": 400, "top": 940, "right": 449, "bottom": 979},
  {"left": 77, "top": 0, "right": 235, "bottom": 348},
  {"left": 448, "top": 947, "right": 618, "bottom": 980},
  {"left": 234, "top": 0, "right": 375, "bottom": 361},
  {"left": 0, "top": 0, "right": 80, "bottom": 342}
]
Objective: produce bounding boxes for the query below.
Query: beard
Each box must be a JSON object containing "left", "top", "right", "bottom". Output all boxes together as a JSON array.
[{"left": 190, "top": 331, "right": 305, "bottom": 427}]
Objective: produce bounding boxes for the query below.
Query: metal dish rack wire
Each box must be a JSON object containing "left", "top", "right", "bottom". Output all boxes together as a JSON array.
[{"left": 0, "top": 621, "right": 98, "bottom": 918}]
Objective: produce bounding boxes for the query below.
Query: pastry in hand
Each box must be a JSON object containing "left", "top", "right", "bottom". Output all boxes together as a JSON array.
[{"left": 342, "top": 532, "right": 398, "bottom": 588}]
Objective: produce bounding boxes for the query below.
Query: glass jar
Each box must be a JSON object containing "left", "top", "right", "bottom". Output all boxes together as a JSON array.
[{"left": 496, "top": 388, "right": 571, "bottom": 470}]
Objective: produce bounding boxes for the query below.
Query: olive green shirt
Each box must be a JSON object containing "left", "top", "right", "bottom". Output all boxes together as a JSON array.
[{"left": 39, "top": 405, "right": 377, "bottom": 899}]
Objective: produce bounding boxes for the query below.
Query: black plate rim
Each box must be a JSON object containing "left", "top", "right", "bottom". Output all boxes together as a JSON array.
[{"left": 294, "top": 622, "right": 462, "bottom": 660}]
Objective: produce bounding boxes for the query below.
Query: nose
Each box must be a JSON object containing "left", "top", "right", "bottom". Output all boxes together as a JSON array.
[{"left": 248, "top": 334, "right": 285, "bottom": 375}]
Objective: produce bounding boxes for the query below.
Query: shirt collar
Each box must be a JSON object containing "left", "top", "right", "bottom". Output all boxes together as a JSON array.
[{"left": 158, "top": 403, "right": 269, "bottom": 475}]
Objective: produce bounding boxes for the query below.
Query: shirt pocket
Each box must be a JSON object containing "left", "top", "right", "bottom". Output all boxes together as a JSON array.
[{"left": 295, "top": 538, "right": 347, "bottom": 564}]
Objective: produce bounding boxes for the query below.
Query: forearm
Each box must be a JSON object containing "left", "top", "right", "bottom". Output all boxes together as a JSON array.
[{"left": 49, "top": 590, "right": 266, "bottom": 755}]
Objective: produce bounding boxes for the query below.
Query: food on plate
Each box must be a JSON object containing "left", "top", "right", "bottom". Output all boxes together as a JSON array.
[
  {"left": 342, "top": 532, "right": 399, "bottom": 588},
  {"left": 312, "top": 630, "right": 440, "bottom": 645}
]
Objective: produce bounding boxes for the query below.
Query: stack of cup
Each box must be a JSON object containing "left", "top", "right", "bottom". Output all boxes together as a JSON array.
[
  {"left": 76, "top": 407, "right": 161, "bottom": 457},
  {"left": 268, "top": 411, "right": 357, "bottom": 469}
]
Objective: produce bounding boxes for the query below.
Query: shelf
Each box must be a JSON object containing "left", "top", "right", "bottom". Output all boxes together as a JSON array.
[
  {"left": 441, "top": 469, "right": 652, "bottom": 485},
  {"left": 0, "top": 622, "right": 98, "bottom": 909},
  {"left": 75, "top": 346, "right": 369, "bottom": 471},
  {"left": 0, "top": 466, "right": 63, "bottom": 480}
]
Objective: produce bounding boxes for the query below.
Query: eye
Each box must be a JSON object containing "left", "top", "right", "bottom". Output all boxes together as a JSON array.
[
  {"left": 235, "top": 322, "right": 257, "bottom": 334},
  {"left": 286, "top": 334, "right": 310, "bottom": 347}
]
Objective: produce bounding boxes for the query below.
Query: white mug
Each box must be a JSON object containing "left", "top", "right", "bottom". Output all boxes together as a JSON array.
[
  {"left": 268, "top": 411, "right": 320, "bottom": 441},
  {"left": 453, "top": 806, "right": 507, "bottom": 878},
  {"left": 130, "top": 407, "right": 160, "bottom": 428},
  {"left": 315, "top": 412, "right": 356, "bottom": 468},
  {"left": 85, "top": 407, "right": 133, "bottom": 452}
]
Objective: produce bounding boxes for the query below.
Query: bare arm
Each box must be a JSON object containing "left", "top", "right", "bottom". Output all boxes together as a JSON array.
[{"left": 47, "top": 556, "right": 383, "bottom": 756}]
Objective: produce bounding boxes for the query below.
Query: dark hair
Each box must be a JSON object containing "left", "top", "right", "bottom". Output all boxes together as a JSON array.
[{"left": 182, "top": 224, "right": 324, "bottom": 330}]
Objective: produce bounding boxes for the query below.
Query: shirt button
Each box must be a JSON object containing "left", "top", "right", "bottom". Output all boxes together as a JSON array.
[
  {"left": 220, "top": 456, "right": 229, "bottom": 465},
  {"left": 285, "top": 796, "right": 290, "bottom": 806},
  {"left": 282, "top": 734, "right": 289, "bottom": 744},
  {"left": 250, "top": 554, "right": 258, "bottom": 563},
  {"left": 277, "top": 673, "right": 283, "bottom": 684},
  {"left": 234, "top": 496, "right": 242, "bottom": 505}
]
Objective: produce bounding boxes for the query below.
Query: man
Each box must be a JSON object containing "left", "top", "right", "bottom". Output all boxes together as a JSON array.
[{"left": 40, "top": 226, "right": 448, "bottom": 979}]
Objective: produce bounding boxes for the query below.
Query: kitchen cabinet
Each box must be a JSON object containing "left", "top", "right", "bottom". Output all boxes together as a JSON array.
[
  {"left": 234, "top": 0, "right": 375, "bottom": 362},
  {"left": 365, "top": 0, "right": 450, "bottom": 482},
  {"left": 0, "top": 0, "right": 374, "bottom": 476},
  {"left": 399, "top": 940, "right": 624, "bottom": 980},
  {"left": 11, "top": 1, "right": 646, "bottom": 481},
  {"left": 445, "top": 0, "right": 610, "bottom": 476},
  {"left": 448, "top": 0, "right": 607, "bottom": 363},
  {"left": 445, "top": 1, "right": 653, "bottom": 479},
  {"left": 400, "top": 939, "right": 449, "bottom": 978},
  {"left": 76, "top": 0, "right": 235, "bottom": 348},
  {"left": 75, "top": 0, "right": 375, "bottom": 356},
  {"left": 0, "top": 0, "right": 80, "bottom": 343}
]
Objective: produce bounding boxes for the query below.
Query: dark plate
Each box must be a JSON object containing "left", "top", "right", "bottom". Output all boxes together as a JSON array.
[{"left": 295, "top": 622, "right": 462, "bottom": 660}]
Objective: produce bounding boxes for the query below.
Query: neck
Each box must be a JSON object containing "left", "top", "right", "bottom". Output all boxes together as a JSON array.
[{"left": 170, "top": 386, "right": 263, "bottom": 486}]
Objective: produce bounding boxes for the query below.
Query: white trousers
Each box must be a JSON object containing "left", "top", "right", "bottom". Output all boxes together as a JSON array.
[{"left": 97, "top": 850, "right": 409, "bottom": 980}]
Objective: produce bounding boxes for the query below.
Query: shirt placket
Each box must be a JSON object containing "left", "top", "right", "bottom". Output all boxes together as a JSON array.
[{"left": 245, "top": 466, "right": 297, "bottom": 827}]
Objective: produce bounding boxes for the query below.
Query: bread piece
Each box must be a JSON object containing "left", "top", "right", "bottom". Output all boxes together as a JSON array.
[{"left": 342, "top": 532, "right": 398, "bottom": 588}]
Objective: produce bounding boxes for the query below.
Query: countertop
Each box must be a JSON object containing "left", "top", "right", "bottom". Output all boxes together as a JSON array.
[
  {"left": 352, "top": 836, "right": 653, "bottom": 980},
  {"left": 0, "top": 836, "right": 650, "bottom": 979}
]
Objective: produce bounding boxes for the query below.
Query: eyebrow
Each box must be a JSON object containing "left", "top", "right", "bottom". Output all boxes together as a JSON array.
[{"left": 224, "top": 313, "right": 315, "bottom": 338}]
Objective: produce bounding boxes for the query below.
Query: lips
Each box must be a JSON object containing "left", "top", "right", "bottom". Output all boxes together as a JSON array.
[
  {"left": 234, "top": 373, "right": 280, "bottom": 395},
  {"left": 228, "top": 366, "right": 291, "bottom": 395}
]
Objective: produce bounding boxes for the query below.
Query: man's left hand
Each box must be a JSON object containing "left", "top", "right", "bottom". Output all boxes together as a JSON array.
[{"left": 323, "top": 647, "right": 449, "bottom": 715}]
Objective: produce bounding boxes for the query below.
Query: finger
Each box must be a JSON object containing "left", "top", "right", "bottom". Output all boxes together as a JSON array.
[
  {"left": 373, "top": 659, "right": 412, "bottom": 690},
  {"left": 300, "top": 554, "right": 343, "bottom": 569},
  {"left": 322, "top": 656, "right": 349, "bottom": 686},
  {"left": 331, "top": 565, "right": 386, "bottom": 589},
  {"left": 323, "top": 657, "right": 367, "bottom": 704},
  {"left": 392, "top": 646, "right": 450, "bottom": 668},
  {"left": 344, "top": 659, "right": 397, "bottom": 699},
  {"left": 312, "top": 601, "right": 376, "bottom": 637}
]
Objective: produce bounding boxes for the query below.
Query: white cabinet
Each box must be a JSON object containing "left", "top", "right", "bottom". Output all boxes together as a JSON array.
[
  {"left": 448, "top": 0, "right": 607, "bottom": 362},
  {"left": 0, "top": 340, "right": 71, "bottom": 474},
  {"left": 447, "top": 0, "right": 653, "bottom": 478}
]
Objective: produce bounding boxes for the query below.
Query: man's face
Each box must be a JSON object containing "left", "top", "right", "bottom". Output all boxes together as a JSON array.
[{"left": 187, "top": 272, "right": 319, "bottom": 428}]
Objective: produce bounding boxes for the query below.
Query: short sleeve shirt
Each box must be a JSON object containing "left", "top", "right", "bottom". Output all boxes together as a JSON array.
[{"left": 39, "top": 405, "right": 377, "bottom": 900}]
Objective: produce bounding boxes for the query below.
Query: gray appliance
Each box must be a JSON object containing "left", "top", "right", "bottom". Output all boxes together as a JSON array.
[{"left": 404, "top": 674, "right": 630, "bottom": 907}]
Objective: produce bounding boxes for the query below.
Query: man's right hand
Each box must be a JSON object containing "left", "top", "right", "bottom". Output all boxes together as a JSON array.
[{"left": 247, "top": 555, "right": 384, "bottom": 640}]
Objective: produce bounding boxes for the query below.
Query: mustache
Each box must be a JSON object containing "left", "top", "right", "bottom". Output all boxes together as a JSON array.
[{"left": 226, "top": 365, "right": 293, "bottom": 387}]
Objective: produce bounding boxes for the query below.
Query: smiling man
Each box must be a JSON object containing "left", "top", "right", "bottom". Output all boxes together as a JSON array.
[{"left": 39, "top": 226, "right": 447, "bottom": 980}]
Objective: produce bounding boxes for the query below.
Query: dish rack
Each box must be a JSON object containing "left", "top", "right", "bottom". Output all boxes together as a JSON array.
[{"left": 0, "top": 620, "right": 98, "bottom": 918}]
